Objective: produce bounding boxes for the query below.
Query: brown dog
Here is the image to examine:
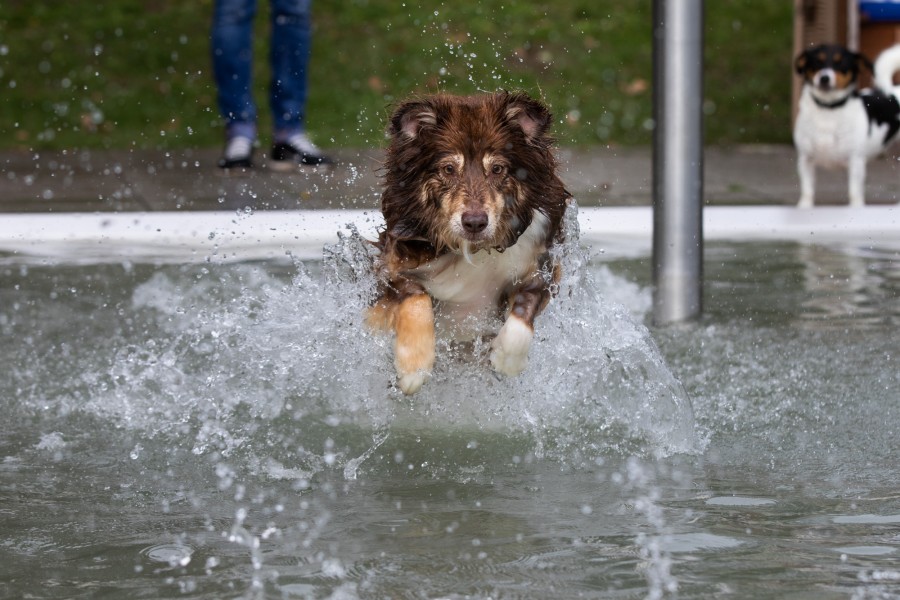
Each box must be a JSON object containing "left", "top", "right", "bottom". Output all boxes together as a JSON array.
[{"left": 367, "top": 92, "right": 570, "bottom": 394}]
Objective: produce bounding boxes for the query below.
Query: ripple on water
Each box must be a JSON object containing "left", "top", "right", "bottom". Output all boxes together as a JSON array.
[
  {"left": 835, "top": 546, "right": 896, "bottom": 556},
  {"left": 661, "top": 532, "right": 744, "bottom": 553},
  {"left": 140, "top": 543, "right": 194, "bottom": 567},
  {"left": 705, "top": 496, "right": 776, "bottom": 507},
  {"left": 832, "top": 514, "right": 900, "bottom": 525}
]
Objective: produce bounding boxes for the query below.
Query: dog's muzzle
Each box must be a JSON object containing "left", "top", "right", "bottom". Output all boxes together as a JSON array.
[
  {"left": 461, "top": 210, "right": 489, "bottom": 235},
  {"left": 814, "top": 69, "right": 836, "bottom": 91}
]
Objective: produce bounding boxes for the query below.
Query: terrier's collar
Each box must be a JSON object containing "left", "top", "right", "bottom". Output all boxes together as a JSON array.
[{"left": 812, "top": 90, "right": 857, "bottom": 109}]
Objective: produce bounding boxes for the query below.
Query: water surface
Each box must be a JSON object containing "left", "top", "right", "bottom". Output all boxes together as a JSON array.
[{"left": 1, "top": 234, "right": 899, "bottom": 599}]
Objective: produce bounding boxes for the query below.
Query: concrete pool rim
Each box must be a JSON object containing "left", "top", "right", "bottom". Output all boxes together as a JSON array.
[{"left": 0, "top": 205, "right": 897, "bottom": 263}]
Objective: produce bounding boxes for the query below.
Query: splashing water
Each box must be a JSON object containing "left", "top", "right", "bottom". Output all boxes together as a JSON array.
[
  {"left": 5, "top": 219, "right": 900, "bottom": 600},
  {"left": 70, "top": 202, "right": 698, "bottom": 475}
]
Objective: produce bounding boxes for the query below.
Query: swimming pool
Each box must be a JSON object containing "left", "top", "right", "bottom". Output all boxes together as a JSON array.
[{"left": 1, "top": 208, "right": 898, "bottom": 598}]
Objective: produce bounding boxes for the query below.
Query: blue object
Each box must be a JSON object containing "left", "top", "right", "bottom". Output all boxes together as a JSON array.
[
  {"left": 860, "top": 0, "right": 900, "bottom": 21},
  {"left": 211, "top": 0, "right": 314, "bottom": 142}
]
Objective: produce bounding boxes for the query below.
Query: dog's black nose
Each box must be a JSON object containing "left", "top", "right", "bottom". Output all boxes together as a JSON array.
[
  {"left": 819, "top": 73, "right": 831, "bottom": 87},
  {"left": 461, "top": 211, "right": 489, "bottom": 233}
]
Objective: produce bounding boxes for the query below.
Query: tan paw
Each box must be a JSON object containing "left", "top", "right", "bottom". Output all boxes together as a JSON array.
[
  {"left": 395, "top": 338, "right": 434, "bottom": 395},
  {"left": 394, "top": 294, "right": 435, "bottom": 395},
  {"left": 397, "top": 369, "right": 430, "bottom": 395}
]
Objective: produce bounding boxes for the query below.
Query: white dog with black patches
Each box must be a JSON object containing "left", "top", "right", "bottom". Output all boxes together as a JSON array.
[{"left": 794, "top": 43, "right": 900, "bottom": 208}]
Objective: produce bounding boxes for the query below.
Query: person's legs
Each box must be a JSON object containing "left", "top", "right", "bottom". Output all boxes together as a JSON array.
[
  {"left": 211, "top": 0, "right": 258, "bottom": 141},
  {"left": 268, "top": 0, "right": 332, "bottom": 168},
  {"left": 269, "top": 0, "right": 312, "bottom": 140}
]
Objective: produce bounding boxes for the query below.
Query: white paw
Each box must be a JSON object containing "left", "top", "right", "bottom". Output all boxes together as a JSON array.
[
  {"left": 397, "top": 369, "right": 430, "bottom": 395},
  {"left": 490, "top": 316, "right": 533, "bottom": 377},
  {"left": 797, "top": 196, "right": 813, "bottom": 209}
]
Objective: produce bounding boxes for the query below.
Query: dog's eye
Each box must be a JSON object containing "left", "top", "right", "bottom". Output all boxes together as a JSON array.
[
  {"left": 442, "top": 164, "right": 455, "bottom": 176},
  {"left": 491, "top": 164, "right": 505, "bottom": 175}
]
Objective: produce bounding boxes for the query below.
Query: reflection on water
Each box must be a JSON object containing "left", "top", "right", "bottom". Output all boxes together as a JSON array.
[
  {"left": 798, "top": 243, "right": 900, "bottom": 327},
  {"left": 689, "top": 241, "right": 900, "bottom": 328},
  {"left": 0, "top": 237, "right": 899, "bottom": 598}
]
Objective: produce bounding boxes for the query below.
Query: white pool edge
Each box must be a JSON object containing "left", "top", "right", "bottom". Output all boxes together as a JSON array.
[{"left": 1, "top": 205, "right": 898, "bottom": 264}]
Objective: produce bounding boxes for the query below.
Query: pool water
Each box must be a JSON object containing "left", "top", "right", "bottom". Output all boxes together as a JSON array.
[{"left": 1, "top": 229, "right": 899, "bottom": 599}]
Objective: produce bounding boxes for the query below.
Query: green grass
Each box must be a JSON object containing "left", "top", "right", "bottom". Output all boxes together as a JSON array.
[{"left": 0, "top": 0, "right": 793, "bottom": 151}]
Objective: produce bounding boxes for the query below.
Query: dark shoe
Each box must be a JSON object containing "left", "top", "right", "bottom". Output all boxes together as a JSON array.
[
  {"left": 270, "top": 133, "right": 334, "bottom": 170},
  {"left": 217, "top": 136, "right": 254, "bottom": 170}
]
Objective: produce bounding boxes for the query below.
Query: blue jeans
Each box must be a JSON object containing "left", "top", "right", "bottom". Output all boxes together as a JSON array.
[{"left": 211, "top": 0, "right": 312, "bottom": 140}]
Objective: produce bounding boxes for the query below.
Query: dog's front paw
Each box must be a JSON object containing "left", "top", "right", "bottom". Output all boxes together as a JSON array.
[
  {"left": 397, "top": 369, "right": 430, "bottom": 395},
  {"left": 393, "top": 293, "right": 435, "bottom": 395},
  {"left": 395, "top": 343, "right": 434, "bottom": 395},
  {"left": 797, "top": 195, "right": 814, "bottom": 209},
  {"left": 490, "top": 316, "right": 533, "bottom": 377}
]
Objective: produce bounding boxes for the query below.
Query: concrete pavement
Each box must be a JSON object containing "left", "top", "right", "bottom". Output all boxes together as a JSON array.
[{"left": 2, "top": 144, "right": 899, "bottom": 213}]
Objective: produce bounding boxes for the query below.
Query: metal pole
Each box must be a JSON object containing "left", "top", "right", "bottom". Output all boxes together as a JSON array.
[{"left": 652, "top": 0, "right": 704, "bottom": 325}]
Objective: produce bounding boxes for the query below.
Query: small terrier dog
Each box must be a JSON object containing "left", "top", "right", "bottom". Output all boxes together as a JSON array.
[
  {"left": 366, "top": 92, "right": 570, "bottom": 395},
  {"left": 793, "top": 43, "right": 900, "bottom": 208}
]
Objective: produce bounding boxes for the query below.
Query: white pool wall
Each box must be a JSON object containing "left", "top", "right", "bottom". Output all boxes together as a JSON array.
[{"left": 0, "top": 206, "right": 898, "bottom": 264}]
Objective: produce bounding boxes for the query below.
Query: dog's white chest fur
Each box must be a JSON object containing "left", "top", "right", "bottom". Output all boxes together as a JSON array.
[
  {"left": 408, "top": 210, "right": 550, "bottom": 336},
  {"left": 793, "top": 89, "right": 888, "bottom": 167}
]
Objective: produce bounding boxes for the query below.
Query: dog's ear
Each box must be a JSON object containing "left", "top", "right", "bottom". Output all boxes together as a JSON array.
[
  {"left": 794, "top": 52, "right": 808, "bottom": 75},
  {"left": 389, "top": 100, "right": 437, "bottom": 140},
  {"left": 388, "top": 219, "right": 428, "bottom": 242},
  {"left": 855, "top": 52, "right": 874, "bottom": 74},
  {"left": 504, "top": 93, "right": 552, "bottom": 141}
]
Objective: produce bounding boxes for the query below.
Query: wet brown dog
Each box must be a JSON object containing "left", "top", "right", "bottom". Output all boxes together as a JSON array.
[{"left": 366, "top": 92, "right": 571, "bottom": 394}]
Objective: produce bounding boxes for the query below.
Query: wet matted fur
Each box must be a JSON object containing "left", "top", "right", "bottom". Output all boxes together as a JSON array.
[{"left": 366, "top": 91, "right": 571, "bottom": 395}]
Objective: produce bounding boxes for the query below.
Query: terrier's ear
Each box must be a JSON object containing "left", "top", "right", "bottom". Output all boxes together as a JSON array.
[
  {"left": 389, "top": 100, "right": 437, "bottom": 139},
  {"left": 794, "top": 52, "right": 809, "bottom": 75},
  {"left": 855, "top": 52, "right": 874, "bottom": 74},
  {"left": 504, "top": 92, "right": 553, "bottom": 141}
]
